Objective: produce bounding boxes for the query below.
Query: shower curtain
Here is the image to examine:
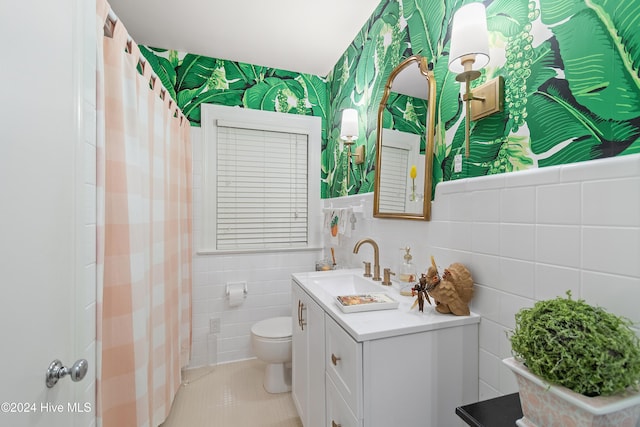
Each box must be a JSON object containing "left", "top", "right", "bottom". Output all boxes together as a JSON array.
[{"left": 96, "top": 1, "right": 192, "bottom": 425}]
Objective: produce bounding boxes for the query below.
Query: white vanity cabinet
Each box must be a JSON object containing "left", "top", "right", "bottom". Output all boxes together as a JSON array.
[
  {"left": 292, "top": 283, "right": 325, "bottom": 427},
  {"left": 325, "top": 314, "right": 478, "bottom": 427},
  {"left": 292, "top": 270, "right": 480, "bottom": 427}
]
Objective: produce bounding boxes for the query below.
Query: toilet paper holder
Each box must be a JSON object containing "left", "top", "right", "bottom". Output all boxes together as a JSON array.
[{"left": 226, "top": 282, "right": 248, "bottom": 297}]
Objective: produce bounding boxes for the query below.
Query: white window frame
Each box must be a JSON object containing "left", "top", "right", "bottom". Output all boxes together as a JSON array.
[{"left": 199, "top": 104, "right": 321, "bottom": 254}]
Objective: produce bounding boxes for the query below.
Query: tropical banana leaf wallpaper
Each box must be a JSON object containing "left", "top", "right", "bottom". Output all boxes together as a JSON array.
[
  {"left": 137, "top": 46, "right": 335, "bottom": 194},
  {"left": 141, "top": 0, "right": 640, "bottom": 199},
  {"left": 326, "top": 0, "right": 640, "bottom": 197},
  {"left": 137, "top": 50, "right": 329, "bottom": 146}
]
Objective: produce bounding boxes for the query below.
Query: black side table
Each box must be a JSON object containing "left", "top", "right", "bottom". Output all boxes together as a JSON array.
[{"left": 455, "top": 393, "right": 523, "bottom": 427}]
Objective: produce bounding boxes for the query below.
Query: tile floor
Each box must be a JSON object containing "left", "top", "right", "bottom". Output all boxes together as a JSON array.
[{"left": 161, "top": 359, "right": 303, "bottom": 427}]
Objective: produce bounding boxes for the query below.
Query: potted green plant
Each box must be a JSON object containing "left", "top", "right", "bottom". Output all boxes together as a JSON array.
[{"left": 504, "top": 292, "right": 640, "bottom": 427}]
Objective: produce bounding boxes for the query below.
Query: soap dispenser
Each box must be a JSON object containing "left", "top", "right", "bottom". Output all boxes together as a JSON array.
[{"left": 398, "top": 246, "right": 417, "bottom": 283}]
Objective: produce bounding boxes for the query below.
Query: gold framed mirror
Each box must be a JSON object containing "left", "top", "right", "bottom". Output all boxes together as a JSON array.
[{"left": 374, "top": 55, "right": 436, "bottom": 220}]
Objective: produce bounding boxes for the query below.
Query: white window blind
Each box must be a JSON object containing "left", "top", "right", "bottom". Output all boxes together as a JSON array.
[
  {"left": 378, "top": 145, "right": 409, "bottom": 212},
  {"left": 200, "top": 104, "right": 321, "bottom": 254},
  {"left": 216, "top": 125, "right": 308, "bottom": 250}
]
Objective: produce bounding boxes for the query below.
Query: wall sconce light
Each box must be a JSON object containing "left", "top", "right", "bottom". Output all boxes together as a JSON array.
[
  {"left": 340, "top": 108, "right": 365, "bottom": 186},
  {"left": 448, "top": 2, "right": 504, "bottom": 158}
]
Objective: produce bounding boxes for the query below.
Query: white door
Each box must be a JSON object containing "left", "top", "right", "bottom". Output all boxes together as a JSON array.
[{"left": 0, "top": 0, "right": 92, "bottom": 426}]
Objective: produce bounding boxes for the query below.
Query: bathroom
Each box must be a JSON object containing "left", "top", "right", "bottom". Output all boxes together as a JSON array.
[{"left": 2, "top": 0, "right": 639, "bottom": 426}]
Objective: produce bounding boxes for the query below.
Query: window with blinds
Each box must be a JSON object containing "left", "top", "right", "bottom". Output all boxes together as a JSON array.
[
  {"left": 200, "top": 104, "right": 321, "bottom": 253},
  {"left": 216, "top": 126, "right": 308, "bottom": 250}
]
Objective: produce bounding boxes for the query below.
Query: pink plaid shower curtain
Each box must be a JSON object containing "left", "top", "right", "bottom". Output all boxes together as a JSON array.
[{"left": 96, "top": 1, "right": 192, "bottom": 425}]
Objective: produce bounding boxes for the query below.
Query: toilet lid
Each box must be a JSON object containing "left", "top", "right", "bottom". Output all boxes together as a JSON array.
[{"left": 251, "top": 316, "right": 292, "bottom": 339}]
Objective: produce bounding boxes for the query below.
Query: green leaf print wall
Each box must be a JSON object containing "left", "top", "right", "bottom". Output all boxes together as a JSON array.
[
  {"left": 139, "top": 46, "right": 327, "bottom": 125},
  {"left": 138, "top": 47, "right": 332, "bottom": 195},
  {"left": 141, "top": 0, "right": 640, "bottom": 200},
  {"left": 326, "top": 0, "right": 640, "bottom": 197}
]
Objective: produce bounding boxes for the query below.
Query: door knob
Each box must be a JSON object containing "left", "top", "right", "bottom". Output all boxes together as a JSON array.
[{"left": 46, "top": 359, "right": 88, "bottom": 388}]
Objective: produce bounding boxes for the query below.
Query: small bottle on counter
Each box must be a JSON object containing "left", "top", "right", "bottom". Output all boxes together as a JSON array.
[{"left": 398, "top": 246, "right": 417, "bottom": 283}]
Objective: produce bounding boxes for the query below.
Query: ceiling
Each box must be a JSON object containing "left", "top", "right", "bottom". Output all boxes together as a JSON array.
[{"left": 108, "top": 0, "right": 382, "bottom": 77}]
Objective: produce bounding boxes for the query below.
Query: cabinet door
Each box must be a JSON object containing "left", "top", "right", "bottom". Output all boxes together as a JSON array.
[
  {"left": 306, "top": 290, "right": 325, "bottom": 427},
  {"left": 362, "top": 325, "right": 479, "bottom": 427},
  {"left": 292, "top": 284, "right": 308, "bottom": 423},
  {"left": 292, "top": 283, "right": 325, "bottom": 427}
]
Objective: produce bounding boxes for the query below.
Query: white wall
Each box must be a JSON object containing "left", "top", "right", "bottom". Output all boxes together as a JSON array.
[
  {"left": 189, "top": 128, "right": 322, "bottom": 367},
  {"left": 329, "top": 154, "right": 640, "bottom": 401}
]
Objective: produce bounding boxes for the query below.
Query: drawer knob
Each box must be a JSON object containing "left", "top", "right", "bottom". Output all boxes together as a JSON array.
[
  {"left": 332, "top": 421, "right": 342, "bottom": 427},
  {"left": 331, "top": 353, "right": 341, "bottom": 366}
]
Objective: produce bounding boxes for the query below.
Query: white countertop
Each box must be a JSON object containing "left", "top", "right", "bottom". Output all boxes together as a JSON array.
[{"left": 292, "top": 268, "right": 480, "bottom": 342}]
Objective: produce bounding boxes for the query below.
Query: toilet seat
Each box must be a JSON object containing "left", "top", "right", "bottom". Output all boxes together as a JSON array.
[{"left": 251, "top": 316, "right": 291, "bottom": 339}]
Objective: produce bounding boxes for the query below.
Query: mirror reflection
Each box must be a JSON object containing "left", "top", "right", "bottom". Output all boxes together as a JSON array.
[
  {"left": 374, "top": 55, "right": 436, "bottom": 220},
  {"left": 378, "top": 128, "right": 423, "bottom": 214}
]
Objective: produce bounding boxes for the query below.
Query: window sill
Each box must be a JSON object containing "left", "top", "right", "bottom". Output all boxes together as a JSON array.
[{"left": 196, "top": 246, "right": 324, "bottom": 256}]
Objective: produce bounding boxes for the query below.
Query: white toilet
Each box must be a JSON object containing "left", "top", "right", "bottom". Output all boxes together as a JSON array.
[{"left": 250, "top": 316, "right": 292, "bottom": 393}]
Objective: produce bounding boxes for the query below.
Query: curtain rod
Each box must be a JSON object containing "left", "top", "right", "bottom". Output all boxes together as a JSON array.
[{"left": 107, "top": 9, "right": 118, "bottom": 26}]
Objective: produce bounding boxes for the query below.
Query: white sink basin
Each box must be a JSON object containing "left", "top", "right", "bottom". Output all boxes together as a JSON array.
[{"left": 310, "top": 272, "right": 386, "bottom": 296}]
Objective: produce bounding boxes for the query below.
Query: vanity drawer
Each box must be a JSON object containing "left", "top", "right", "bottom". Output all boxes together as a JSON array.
[
  {"left": 326, "top": 374, "right": 361, "bottom": 427},
  {"left": 325, "top": 317, "right": 362, "bottom": 416}
]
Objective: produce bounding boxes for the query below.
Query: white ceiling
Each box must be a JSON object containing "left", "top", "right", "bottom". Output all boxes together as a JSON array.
[{"left": 108, "top": 0, "right": 382, "bottom": 77}]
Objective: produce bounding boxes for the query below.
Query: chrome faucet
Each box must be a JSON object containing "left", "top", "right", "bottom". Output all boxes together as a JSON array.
[{"left": 353, "top": 238, "right": 381, "bottom": 281}]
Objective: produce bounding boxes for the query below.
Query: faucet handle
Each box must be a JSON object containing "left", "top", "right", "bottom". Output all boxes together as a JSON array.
[
  {"left": 362, "top": 261, "right": 372, "bottom": 278},
  {"left": 382, "top": 268, "right": 395, "bottom": 286}
]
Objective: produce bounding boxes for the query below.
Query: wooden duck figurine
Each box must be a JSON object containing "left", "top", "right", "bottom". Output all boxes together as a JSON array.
[{"left": 424, "top": 256, "right": 474, "bottom": 316}]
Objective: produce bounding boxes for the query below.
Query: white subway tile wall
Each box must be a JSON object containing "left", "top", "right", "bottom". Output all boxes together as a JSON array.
[
  {"left": 582, "top": 178, "right": 640, "bottom": 226},
  {"left": 500, "top": 223, "right": 535, "bottom": 260},
  {"left": 534, "top": 263, "right": 580, "bottom": 301},
  {"left": 434, "top": 155, "right": 640, "bottom": 401},
  {"left": 501, "top": 186, "right": 536, "bottom": 223},
  {"left": 536, "top": 182, "right": 582, "bottom": 224},
  {"left": 536, "top": 225, "right": 581, "bottom": 267},
  {"left": 325, "top": 154, "right": 640, "bottom": 403}
]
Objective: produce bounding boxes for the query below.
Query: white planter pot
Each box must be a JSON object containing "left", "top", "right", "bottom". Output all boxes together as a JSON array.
[{"left": 503, "top": 357, "right": 640, "bottom": 427}]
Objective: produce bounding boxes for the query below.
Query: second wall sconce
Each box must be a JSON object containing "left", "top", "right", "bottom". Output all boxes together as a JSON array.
[
  {"left": 340, "top": 108, "right": 365, "bottom": 186},
  {"left": 448, "top": 2, "right": 504, "bottom": 158}
]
